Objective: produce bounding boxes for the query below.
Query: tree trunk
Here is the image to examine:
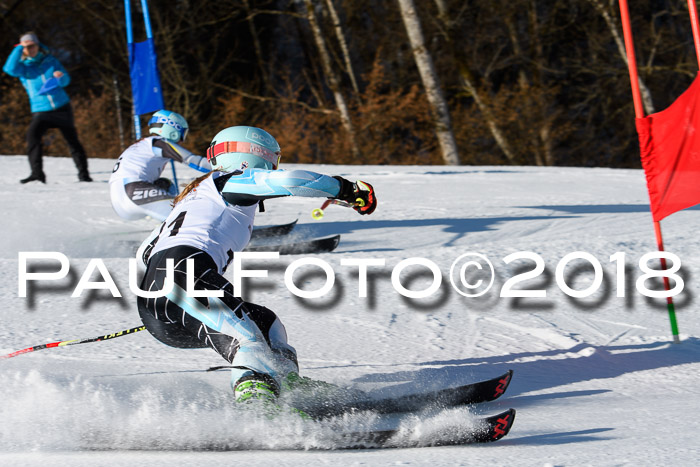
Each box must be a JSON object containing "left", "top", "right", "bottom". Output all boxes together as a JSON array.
[
  {"left": 527, "top": 1, "right": 555, "bottom": 166},
  {"left": 396, "top": 0, "right": 460, "bottom": 165},
  {"left": 113, "top": 74, "right": 126, "bottom": 151},
  {"left": 433, "top": 0, "right": 448, "bottom": 21},
  {"left": 459, "top": 67, "right": 518, "bottom": 163},
  {"left": 324, "top": 0, "right": 361, "bottom": 97},
  {"left": 243, "top": 0, "right": 271, "bottom": 91},
  {"left": 502, "top": 2, "right": 554, "bottom": 166},
  {"left": 303, "top": 0, "right": 360, "bottom": 158},
  {"left": 588, "top": 0, "right": 655, "bottom": 114},
  {"left": 433, "top": 0, "right": 515, "bottom": 164}
]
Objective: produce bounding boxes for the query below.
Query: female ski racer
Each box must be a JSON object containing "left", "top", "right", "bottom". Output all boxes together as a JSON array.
[
  {"left": 136, "top": 125, "right": 377, "bottom": 406},
  {"left": 109, "top": 110, "right": 210, "bottom": 221}
]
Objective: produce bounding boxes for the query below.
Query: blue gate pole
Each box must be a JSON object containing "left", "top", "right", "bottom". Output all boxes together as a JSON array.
[
  {"left": 125, "top": 0, "right": 142, "bottom": 139},
  {"left": 140, "top": 0, "right": 178, "bottom": 192}
]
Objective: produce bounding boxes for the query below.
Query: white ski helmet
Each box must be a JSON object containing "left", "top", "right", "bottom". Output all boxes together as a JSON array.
[
  {"left": 148, "top": 110, "right": 189, "bottom": 143},
  {"left": 207, "top": 126, "right": 281, "bottom": 171}
]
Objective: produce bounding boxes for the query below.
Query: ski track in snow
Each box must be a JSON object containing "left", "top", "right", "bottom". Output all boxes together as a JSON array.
[{"left": 1, "top": 156, "right": 700, "bottom": 465}]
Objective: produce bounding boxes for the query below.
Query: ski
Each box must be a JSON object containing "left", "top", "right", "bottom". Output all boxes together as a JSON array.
[
  {"left": 301, "top": 370, "right": 513, "bottom": 419},
  {"left": 189, "top": 408, "right": 515, "bottom": 451},
  {"left": 243, "top": 234, "right": 340, "bottom": 255},
  {"left": 336, "top": 408, "right": 516, "bottom": 449},
  {"left": 250, "top": 220, "right": 298, "bottom": 240},
  {"left": 206, "top": 372, "right": 513, "bottom": 419},
  {"left": 205, "top": 368, "right": 513, "bottom": 418}
]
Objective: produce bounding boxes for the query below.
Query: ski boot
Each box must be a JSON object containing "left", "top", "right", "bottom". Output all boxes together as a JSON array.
[
  {"left": 234, "top": 374, "right": 279, "bottom": 405},
  {"left": 234, "top": 374, "right": 310, "bottom": 420}
]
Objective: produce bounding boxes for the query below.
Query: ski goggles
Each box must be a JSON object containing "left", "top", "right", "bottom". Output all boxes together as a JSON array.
[
  {"left": 206, "top": 141, "right": 281, "bottom": 169},
  {"left": 148, "top": 115, "right": 189, "bottom": 141}
]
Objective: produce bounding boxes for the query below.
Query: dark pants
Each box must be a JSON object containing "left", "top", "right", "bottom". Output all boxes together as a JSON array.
[
  {"left": 27, "top": 104, "right": 89, "bottom": 178},
  {"left": 137, "top": 246, "right": 298, "bottom": 369}
]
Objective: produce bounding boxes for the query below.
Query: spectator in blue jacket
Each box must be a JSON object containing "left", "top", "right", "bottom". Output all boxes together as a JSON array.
[{"left": 3, "top": 32, "right": 91, "bottom": 184}]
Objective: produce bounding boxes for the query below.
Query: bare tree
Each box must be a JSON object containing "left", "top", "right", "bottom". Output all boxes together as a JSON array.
[
  {"left": 459, "top": 67, "right": 518, "bottom": 163},
  {"left": 588, "top": 0, "right": 655, "bottom": 114},
  {"left": 396, "top": 0, "right": 460, "bottom": 165},
  {"left": 303, "top": 0, "right": 360, "bottom": 157},
  {"left": 502, "top": 0, "right": 559, "bottom": 166},
  {"left": 324, "top": 0, "right": 361, "bottom": 97},
  {"left": 432, "top": 0, "right": 517, "bottom": 163},
  {"left": 243, "top": 0, "right": 271, "bottom": 91}
]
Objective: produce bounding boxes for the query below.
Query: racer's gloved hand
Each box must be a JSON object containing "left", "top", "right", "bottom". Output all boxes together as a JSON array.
[
  {"left": 334, "top": 177, "right": 377, "bottom": 215},
  {"left": 154, "top": 177, "right": 172, "bottom": 191}
]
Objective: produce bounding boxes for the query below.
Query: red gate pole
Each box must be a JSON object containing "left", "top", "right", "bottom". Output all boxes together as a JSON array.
[
  {"left": 687, "top": 0, "right": 700, "bottom": 68},
  {"left": 618, "top": 0, "right": 644, "bottom": 118},
  {"left": 619, "top": 0, "right": 680, "bottom": 343}
]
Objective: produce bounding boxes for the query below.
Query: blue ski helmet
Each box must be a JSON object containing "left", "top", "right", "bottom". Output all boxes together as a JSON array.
[
  {"left": 207, "top": 126, "right": 281, "bottom": 171},
  {"left": 148, "top": 110, "right": 189, "bottom": 143}
]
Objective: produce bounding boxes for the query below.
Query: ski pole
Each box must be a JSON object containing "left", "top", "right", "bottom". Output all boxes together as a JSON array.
[
  {"left": 311, "top": 198, "right": 365, "bottom": 220},
  {"left": 170, "top": 160, "right": 180, "bottom": 194},
  {"left": 0, "top": 325, "right": 146, "bottom": 360}
]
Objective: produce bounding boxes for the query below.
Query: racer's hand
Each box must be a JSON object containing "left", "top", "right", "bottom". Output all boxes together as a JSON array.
[
  {"left": 350, "top": 181, "right": 376, "bottom": 215},
  {"left": 334, "top": 176, "right": 377, "bottom": 215}
]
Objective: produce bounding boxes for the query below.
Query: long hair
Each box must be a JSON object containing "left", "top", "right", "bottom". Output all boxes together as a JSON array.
[{"left": 172, "top": 171, "right": 218, "bottom": 206}]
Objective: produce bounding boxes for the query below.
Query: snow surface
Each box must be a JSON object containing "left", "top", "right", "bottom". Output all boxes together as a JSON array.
[{"left": 1, "top": 155, "right": 700, "bottom": 466}]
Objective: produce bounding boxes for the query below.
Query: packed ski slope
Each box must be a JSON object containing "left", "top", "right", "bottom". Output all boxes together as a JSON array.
[{"left": 1, "top": 155, "right": 699, "bottom": 465}]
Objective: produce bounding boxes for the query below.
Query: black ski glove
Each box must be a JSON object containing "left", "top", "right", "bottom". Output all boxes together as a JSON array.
[{"left": 333, "top": 176, "right": 377, "bottom": 215}]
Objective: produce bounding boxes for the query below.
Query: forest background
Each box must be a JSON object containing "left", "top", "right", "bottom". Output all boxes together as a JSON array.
[{"left": 0, "top": 0, "right": 697, "bottom": 167}]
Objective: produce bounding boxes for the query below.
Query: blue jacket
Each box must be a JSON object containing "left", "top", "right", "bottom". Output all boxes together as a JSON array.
[{"left": 3, "top": 44, "right": 71, "bottom": 113}]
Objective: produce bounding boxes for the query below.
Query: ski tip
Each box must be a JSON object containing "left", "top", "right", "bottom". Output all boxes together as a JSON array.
[
  {"left": 485, "top": 408, "right": 516, "bottom": 442},
  {"left": 330, "top": 234, "right": 341, "bottom": 248},
  {"left": 491, "top": 369, "right": 513, "bottom": 400}
]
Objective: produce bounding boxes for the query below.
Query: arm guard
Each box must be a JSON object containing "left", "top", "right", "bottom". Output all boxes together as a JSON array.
[
  {"left": 219, "top": 168, "right": 343, "bottom": 205},
  {"left": 153, "top": 139, "right": 211, "bottom": 172}
]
